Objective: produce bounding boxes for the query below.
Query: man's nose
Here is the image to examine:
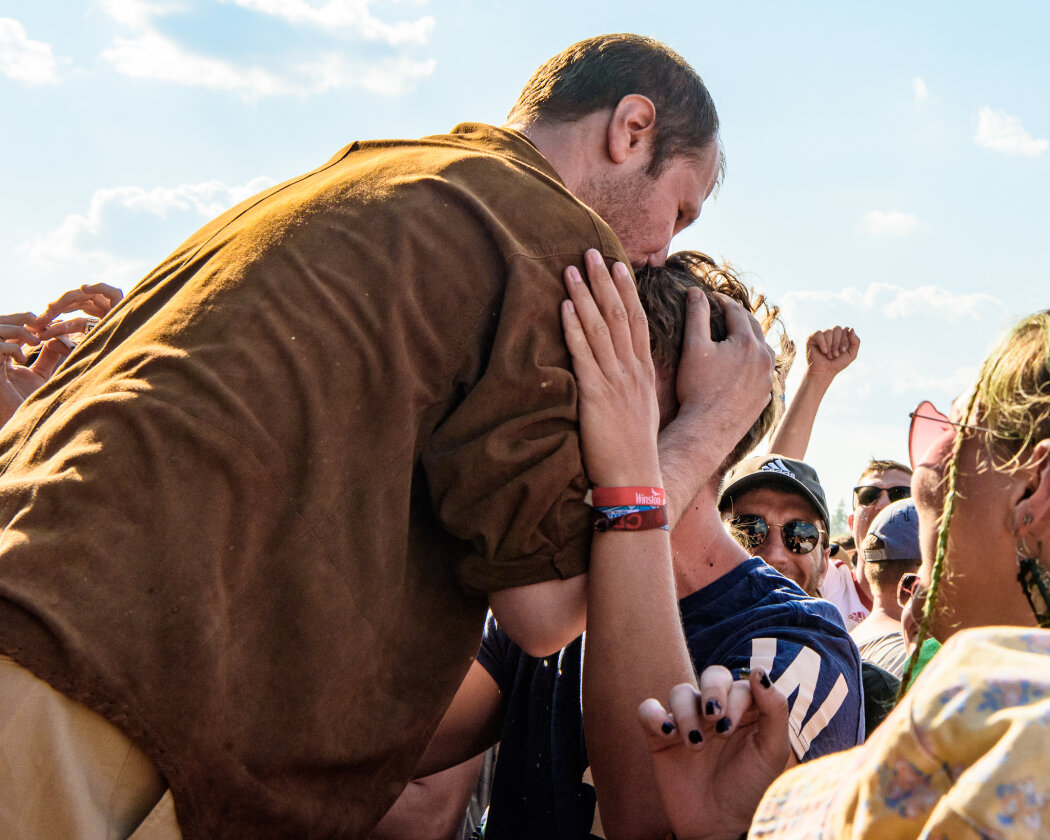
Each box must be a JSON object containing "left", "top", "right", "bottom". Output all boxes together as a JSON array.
[{"left": 758, "top": 538, "right": 791, "bottom": 568}]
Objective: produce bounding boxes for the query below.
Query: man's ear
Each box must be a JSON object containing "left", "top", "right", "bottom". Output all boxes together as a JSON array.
[
  {"left": 1015, "top": 439, "right": 1050, "bottom": 536},
  {"left": 606, "top": 94, "right": 657, "bottom": 166},
  {"left": 847, "top": 512, "right": 854, "bottom": 531},
  {"left": 818, "top": 547, "right": 830, "bottom": 586}
]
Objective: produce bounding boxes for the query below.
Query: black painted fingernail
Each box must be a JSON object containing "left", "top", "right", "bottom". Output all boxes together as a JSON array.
[
  {"left": 759, "top": 669, "right": 772, "bottom": 689},
  {"left": 661, "top": 721, "right": 675, "bottom": 735},
  {"left": 688, "top": 729, "right": 703, "bottom": 744},
  {"left": 716, "top": 718, "right": 732, "bottom": 733},
  {"left": 706, "top": 699, "right": 721, "bottom": 716}
]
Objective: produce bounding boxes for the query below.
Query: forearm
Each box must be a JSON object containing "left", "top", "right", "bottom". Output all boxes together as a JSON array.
[
  {"left": 768, "top": 371, "right": 833, "bottom": 459},
  {"left": 369, "top": 754, "right": 485, "bottom": 840},
  {"left": 658, "top": 405, "right": 739, "bottom": 526},
  {"left": 582, "top": 528, "right": 694, "bottom": 839},
  {"left": 413, "top": 660, "right": 502, "bottom": 778}
]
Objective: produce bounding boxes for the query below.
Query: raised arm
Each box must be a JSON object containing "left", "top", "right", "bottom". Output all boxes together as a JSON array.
[
  {"left": 659, "top": 292, "right": 780, "bottom": 525},
  {"left": 567, "top": 251, "right": 777, "bottom": 838},
  {"left": 768, "top": 326, "right": 859, "bottom": 459}
]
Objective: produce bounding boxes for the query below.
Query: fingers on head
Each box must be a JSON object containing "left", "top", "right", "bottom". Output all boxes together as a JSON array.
[
  {"left": 584, "top": 251, "right": 633, "bottom": 334},
  {"left": 682, "top": 286, "right": 712, "bottom": 348}
]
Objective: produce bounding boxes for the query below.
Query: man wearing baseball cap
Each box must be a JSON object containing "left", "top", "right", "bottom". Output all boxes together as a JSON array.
[
  {"left": 849, "top": 499, "right": 921, "bottom": 678},
  {"left": 718, "top": 454, "right": 870, "bottom": 630},
  {"left": 718, "top": 455, "right": 832, "bottom": 595}
]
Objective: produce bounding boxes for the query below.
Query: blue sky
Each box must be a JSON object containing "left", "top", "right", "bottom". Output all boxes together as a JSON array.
[{"left": 2, "top": 1, "right": 1047, "bottom": 514}]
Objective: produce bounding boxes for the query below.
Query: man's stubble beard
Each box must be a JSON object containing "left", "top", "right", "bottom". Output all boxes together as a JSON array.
[{"left": 575, "top": 168, "right": 654, "bottom": 265}]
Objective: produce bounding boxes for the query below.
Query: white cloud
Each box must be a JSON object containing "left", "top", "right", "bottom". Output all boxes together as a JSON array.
[
  {"left": 913, "top": 77, "right": 928, "bottom": 105},
  {"left": 860, "top": 210, "right": 928, "bottom": 237},
  {"left": 103, "top": 31, "right": 292, "bottom": 97},
  {"left": 783, "top": 282, "right": 1003, "bottom": 323},
  {"left": 889, "top": 365, "right": 978, "bottom": 397},
  {"left": 0, "top": 18, "right": 70, "bottom": 84},
  {"left": 298, "top": 52, "right": 435, "bottom": 96},
  {"left": 221, "top": 0, "right": 435, "bottom": 46},
  {"left": 974, "top": 107, "right": 1047, "bottom": 157},
  {"left": 19, "top": 176, "right": 276, "bottom": 285},
  {"left": 96, "top": 0, "right": 436, "bottom": 99},
  {"left": 94, "top": 0, "right": 181, "bottom": 29}
]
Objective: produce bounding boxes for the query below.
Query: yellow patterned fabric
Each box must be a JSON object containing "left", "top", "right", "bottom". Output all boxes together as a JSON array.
[{"left": 751, "top": 625, "right": 1050, "bottom": 839}]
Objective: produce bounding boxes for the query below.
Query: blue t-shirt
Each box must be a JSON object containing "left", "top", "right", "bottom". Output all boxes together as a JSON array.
[{"left": 478, "top": 557, "right": 864, "bottom": 840}]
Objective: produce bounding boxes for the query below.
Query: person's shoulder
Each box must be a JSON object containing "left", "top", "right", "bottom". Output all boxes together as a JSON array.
[{"left": 744, "top": 561, "right": 854, "bottom": 632}]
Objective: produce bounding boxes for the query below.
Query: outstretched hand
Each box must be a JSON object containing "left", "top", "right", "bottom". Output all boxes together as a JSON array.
[
  {"left": 32, "top": 283, "right": 122, "bottom": 340},
  {"left": 637, "top": 666, "right": 791, "bottom": 840},
  {"left": 805, "top": 326, "right": 859, "bottom": 382},
  {"left": 561, "top": 250, "right": 661, "bottom": 488}
]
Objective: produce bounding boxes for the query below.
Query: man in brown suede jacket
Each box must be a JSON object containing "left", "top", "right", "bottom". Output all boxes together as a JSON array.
[{"left": 0, "top": 34, "right": 726, "bottom": 839}]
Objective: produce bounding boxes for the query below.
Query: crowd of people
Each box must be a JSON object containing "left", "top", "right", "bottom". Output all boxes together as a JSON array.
[{"left": 0, "top": 31, "right": 1048, "bottom": 840}]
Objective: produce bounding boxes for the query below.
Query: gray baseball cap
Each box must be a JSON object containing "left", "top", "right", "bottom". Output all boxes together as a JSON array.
[
  {"left": 718, "top": 454, "right": 829, "bottom": 529},
  {"left": 861, "top": 498, "right": 920, "bottom": 562}
]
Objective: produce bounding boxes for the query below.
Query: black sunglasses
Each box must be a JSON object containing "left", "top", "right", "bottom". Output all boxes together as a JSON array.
[
  {"left": 729, "top": 514, "right": 823, "bottom": 555},
  {"left": 853, "top": 485, "right": 911, "bottom": 509}
]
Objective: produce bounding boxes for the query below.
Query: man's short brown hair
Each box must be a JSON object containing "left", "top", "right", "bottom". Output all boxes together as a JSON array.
[
  {"left": 636, "top": 250, "right": 794, "bottom": 472},
  {"left": 507, "top": 34, "right": 722, "bottom": 177},
  {"left": 864, "top": 557, "right": 920, "bottom": 593},
  {"left": 861, "top": 458, "right": 913, "bottom": 479}
]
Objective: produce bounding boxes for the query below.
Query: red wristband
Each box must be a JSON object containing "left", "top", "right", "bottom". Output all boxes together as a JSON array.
[
  {"left": 593, "top": 506, "right": 669, "bottom": 532},
  {"left": 591, "top": 486, "right": 666, "bottom": 507}
]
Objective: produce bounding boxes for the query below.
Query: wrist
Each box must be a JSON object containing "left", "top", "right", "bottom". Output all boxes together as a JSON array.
[
  {"left": 587, "top": 460, "right": 661, "bottom": 490},
  {"left": 800, "top": 369, "right": 835, "bottom": 391}
]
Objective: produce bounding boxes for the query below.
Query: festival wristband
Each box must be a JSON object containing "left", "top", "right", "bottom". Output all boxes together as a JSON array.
[
  {"left": 592, "top": 505, "right": 670, "bottom": 532},
  {"left": 591, "top": 486, "right": 666, "bottom": 507}
]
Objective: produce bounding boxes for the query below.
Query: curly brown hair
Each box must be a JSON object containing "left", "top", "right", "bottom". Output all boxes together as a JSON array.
[{"left": 635, "top": 250, "right": 793, "bottom": 472}]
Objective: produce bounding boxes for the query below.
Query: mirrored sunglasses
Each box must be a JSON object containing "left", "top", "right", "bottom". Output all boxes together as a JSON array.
[
  {"left": 729, "top": 514, "right": 823, "bottom": 555},
  {"left": 852, "top": 484, "right": 911, "bottom": 508}
]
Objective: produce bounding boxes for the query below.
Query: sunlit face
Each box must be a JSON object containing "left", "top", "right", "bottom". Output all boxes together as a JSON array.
[
  {"left": 579, "top": 144, "right": 720, "bottom": 269},
  {"left": 850, "top": 468, "right": 913, "bottom": 601},
  {"left": 723, "top": 486, "right": 827, "bottom": 596},
  {"left": 908, "top": 427, "right": 1034, "bottom": 641}
]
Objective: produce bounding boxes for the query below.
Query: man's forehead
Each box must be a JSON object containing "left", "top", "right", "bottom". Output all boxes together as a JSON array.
[
  {"left": 725, "top": 484, "right": 822, "bottom": 520},
  {"left": 858, "top": 468, "right": 911, "bottom": 486}
]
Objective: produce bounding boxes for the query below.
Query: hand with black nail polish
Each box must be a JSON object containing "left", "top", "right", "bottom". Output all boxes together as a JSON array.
[{"left": 636, "top": 666, "right": 793, "bottom": 839}]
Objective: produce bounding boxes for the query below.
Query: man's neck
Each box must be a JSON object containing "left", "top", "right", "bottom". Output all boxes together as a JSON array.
[
  {"left": 869, "top": 589, "right": 904, "bottom": 623},
  {"left": 508, "top": 114, "right": 612, "bottom": 195},
  {"left": 670, "top": 484, "right": 750, "bottom": 599}
]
